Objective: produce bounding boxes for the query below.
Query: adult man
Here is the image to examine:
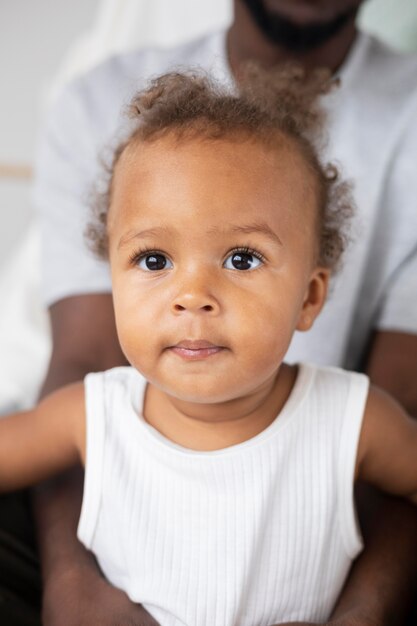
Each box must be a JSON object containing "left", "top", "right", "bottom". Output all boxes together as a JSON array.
[{"left": 3, "top": 0, "right": 417, "bottom": 624}]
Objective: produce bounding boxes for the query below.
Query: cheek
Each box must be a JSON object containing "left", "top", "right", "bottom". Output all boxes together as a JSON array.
[
  {"left": 231, "top": 285, "right": 300, "bottom": 363},
  {"left": 112, "top": 280, "right": 161, "bottom": 364}
]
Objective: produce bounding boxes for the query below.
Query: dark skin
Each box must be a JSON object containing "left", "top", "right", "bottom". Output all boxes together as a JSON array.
[
  {"left": 228, "top": 0, "right": 363, "bottom": 74},
  {"left": 34, "top": 2, "right": 417, "bottom": 625}
]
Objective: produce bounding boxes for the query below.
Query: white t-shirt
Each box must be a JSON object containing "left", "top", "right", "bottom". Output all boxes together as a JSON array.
[
  {"left": 34, "top": 30, "right": 417, "bottom": 369},
  {"left": 78, "top": 363, "right": 368, "bottom": 625}
]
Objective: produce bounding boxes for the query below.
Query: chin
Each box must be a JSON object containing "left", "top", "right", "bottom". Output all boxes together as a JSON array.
[
  {"left": 158, "top": 375, "right": 244, "bottom": 405},
  {"left": 167, "top": 385, "right": 235, "bottom": 405},
  {"left": 241, "top": 0, "right": 359, "bottom": 50}
]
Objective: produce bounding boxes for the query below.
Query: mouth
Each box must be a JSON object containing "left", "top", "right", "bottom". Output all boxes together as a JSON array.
[
  {"left": 168, "top": 340, "right": 226, "bottom": 361},
  {"left": 264, "top": 1, "right": 350, "bottom": 23}
]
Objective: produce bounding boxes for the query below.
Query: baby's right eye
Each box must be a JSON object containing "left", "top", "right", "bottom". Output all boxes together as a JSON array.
[{"left": 137, "top": 253, "right": 173, "bottom": 271}]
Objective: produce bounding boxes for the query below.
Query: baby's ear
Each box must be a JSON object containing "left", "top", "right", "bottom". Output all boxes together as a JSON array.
[{"left": 296, "top": 267, "right": 330, "bottom": 332}]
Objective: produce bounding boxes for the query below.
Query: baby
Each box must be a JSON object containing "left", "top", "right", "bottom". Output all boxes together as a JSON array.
[{"left": 1, "top": 67, "right": 416, "bottom": 626}]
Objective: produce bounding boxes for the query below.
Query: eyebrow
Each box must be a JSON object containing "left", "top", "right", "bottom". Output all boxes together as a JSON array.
[
  {"left": 209, "top": 222, "right": 283, "bottom": 246},
  {"left": 117, "top": 227, "right": 172, "bottom": 249}
]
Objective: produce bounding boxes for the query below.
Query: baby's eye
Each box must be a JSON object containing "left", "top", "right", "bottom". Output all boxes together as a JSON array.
[
  {"left": 223, "top": 250, "right": 263, "bottom": 271},
  {"left": 137, "top": 253, "right": 173, "bottom": 271}
]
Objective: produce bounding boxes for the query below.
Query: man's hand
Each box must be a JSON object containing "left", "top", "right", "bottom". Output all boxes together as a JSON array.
[
  {"left": 42, "top": 565, "right": 160, "bottom": 626},
  {"left": 33, "top": 464, "right": 160, "bottom": 626}
]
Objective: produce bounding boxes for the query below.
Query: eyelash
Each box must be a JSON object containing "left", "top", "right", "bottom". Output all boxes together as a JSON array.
[
  {"left": 128, "top": 246, "right": 267, "bottom": 267},
  {"left": 227, "top": 246, "right": 266, "bottom": 264},
  {"left": 128, "top": 247, "right": 168, "bottom": 266}
]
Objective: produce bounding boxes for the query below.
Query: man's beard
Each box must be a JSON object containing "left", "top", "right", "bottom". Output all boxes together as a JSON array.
[{"left": 241, "top": 0, "right": 357, "bottom": 53}]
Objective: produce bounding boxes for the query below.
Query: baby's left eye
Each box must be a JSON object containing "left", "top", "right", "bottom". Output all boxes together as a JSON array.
[{"left": 223, "top": 251, "right": 263, "bottom": 271}]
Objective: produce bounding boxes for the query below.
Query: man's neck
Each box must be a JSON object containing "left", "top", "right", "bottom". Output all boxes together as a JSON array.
[{"left": 227, "top": 2, "right": 359, "bottom": 78}]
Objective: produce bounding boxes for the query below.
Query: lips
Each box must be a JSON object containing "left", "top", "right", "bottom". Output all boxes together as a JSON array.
[
  {"left": 265, "top": 0, "right": 343, "bottom": 24},
  {"left": 168, "top": 340, "right": 225, "bottom": 360}
]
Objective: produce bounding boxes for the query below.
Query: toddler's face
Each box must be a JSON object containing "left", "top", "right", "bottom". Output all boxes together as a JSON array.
[{"left": 107, "top": 135, "right": 328, "bottom": 404}]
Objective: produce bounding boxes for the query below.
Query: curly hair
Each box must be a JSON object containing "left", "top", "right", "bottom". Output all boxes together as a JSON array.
[{"left": 87, "top": 65, "right": 353, "bottom": 271}]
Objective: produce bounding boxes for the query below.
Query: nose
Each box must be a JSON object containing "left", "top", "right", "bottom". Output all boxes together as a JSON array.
[{"left": 171, "top": 275, "right": 220, "bottom": 315}]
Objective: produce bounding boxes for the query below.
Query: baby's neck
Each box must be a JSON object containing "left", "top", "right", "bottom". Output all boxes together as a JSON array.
[{"left": 143, "top": 363, "right": 297, "bottom": 451}]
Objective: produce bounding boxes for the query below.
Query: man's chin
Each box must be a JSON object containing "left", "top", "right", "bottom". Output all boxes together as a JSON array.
[{"left": 240, "top": 0, "right": 358, "bottom": 53}]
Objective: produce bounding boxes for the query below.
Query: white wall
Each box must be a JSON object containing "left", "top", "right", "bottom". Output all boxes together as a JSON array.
[{"left": 0, "top": 0, "right": 99, "bottom": 266}]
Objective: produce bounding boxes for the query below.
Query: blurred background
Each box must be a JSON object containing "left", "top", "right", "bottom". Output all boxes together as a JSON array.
[{"left": 0, "top": 0, "right": 416, "bottom": 411}]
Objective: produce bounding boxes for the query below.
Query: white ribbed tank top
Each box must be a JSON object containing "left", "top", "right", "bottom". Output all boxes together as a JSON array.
[{"left": 78, "top": 363, "right": 369, "bottom": 626}]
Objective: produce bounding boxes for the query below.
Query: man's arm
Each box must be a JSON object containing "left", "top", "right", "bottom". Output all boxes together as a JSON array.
[
  {"left": 365, "top": 330, "right": 417, "bottom": 417},
  {"left": 33, "top": 294, "right": 159, "bottom": 626},
  {"left": 40, "top": 295, "right": 127, "bottom": 395},
  {"left": 329, "top": 330, "right": 417, "bottom": 626}
]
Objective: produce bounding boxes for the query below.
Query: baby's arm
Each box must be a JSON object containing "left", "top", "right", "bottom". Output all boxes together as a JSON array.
[
  {"left": 357, "top": 386, "right": 417, "bottom": 504},
  {"left": 0, "top": 383, "right": 85, "bottom": 491}
]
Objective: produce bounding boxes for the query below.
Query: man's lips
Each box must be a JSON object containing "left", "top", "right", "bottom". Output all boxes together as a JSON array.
[{"left": 168, "top": 340, "right": 226, "bottom": 360}]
